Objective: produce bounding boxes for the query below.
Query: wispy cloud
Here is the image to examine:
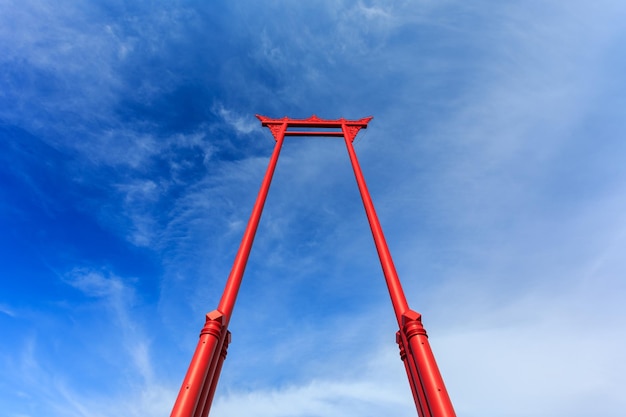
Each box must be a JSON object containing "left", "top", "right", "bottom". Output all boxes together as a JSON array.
[
  {"left": 2, "top": 1, "right": 626, "bottom": 416},
  {"left": 212, "top": 344, "right": 413, "bottom": 417},
  {"left": 63, "top": 268, "right": 155, "bottom": 382},
  {"left": 214, "top": 104, "right": 258, "bottom": 135},
  {"left": 433, "top": 280, "right": 626, "bottom": 416},
  {"left": 0, "top": 303, "right": 17, "bottom": 317}
]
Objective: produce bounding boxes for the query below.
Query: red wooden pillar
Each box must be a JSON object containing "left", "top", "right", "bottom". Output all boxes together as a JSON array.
[
  {"left": 403, "top": 310, "right": 455, "bottom": 417},
  {"left": 170, "top": 121, "right": 287, "bottom": 417},
  {"left": 196, "top": 330, "right": 231, "bottom": 417},
  {"left": 171, "top": 311, "right": 224, "bottom": 417},
  {"left": 216, "top": 120, "right": 287, "bottom": 322},
  {"left": 342, "top": 123, "right": 456, "bottom": 417},
  {"left": 397, "top": 331, "right": 431, "bottom": 417}
]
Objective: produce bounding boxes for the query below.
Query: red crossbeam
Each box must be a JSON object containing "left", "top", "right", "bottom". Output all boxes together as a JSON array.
[{"left": 256, "top": 114, "right": 372, "bottom": 129}]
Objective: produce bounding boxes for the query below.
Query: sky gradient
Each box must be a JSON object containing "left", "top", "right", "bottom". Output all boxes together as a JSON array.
[{"left": 1, "top": 1, "right": 626, "bottom": 416}]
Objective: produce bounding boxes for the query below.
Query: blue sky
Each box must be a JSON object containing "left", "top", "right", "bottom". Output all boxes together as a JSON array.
[{"left": 1, "top": 1, "right": 626, "bottom": 416}]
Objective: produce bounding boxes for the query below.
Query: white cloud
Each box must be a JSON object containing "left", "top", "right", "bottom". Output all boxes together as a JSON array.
[
  {"left": 214, "top": 104, "right": 258, "bottom": 135},
  {"left": 63, "top": 268, "right": 155, "bottom": 383},
  {"left": 65, "top": 268, "right": 126, "bottom": 298},
  {"left": 0, "top": 303, "right": 17, "bottom": 317},
  {"left": 357, "top": 2, "right": 391, "bottom": 20},
  {"left": 0, "top": 268, "right": 175, "bottom": 417},
  {"left": 434, "top": 279, "right": 626, "bottom": 417},
  {"left": 212, "top": 344, "right": 414, "bottom": 417}
]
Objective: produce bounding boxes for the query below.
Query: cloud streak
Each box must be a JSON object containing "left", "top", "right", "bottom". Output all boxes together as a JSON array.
[{"left": 1, "top": 1, "right": 626, "bottom": 416}]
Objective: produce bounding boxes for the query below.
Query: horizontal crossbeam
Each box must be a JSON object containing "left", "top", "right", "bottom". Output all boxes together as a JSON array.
[
  {"left": 256, "top": 114, "right": 372, "bottom": 129},
  {"left": 284, "top": 131, "right": 345, "bottom": 137}
]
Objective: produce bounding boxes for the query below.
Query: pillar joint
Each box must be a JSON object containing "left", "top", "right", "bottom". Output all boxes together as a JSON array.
[
  {"left": 219, "top": 331, "right": 232, "bottom": 360},
  {"left": 402, "top": 309, "right": 428, "bottom": 340},
  {"left": 199, "top": 310, "right": 224, "bottom": 339},
  {"left": 396, "top": 331, "right": 408, "bottom": 361}
]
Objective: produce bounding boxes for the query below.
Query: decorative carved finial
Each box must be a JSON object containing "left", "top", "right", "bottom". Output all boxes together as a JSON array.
[
  {"left": 267, "top": 123, "right": 285, "bottom": 141},
  {"left": 342, "top": 124, "right": 362, "bottom": 142}
]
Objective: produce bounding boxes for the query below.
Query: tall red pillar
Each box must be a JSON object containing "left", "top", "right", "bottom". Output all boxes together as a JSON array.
[{"left": 170, "top": 120, "right": 286, "bottom": 417}]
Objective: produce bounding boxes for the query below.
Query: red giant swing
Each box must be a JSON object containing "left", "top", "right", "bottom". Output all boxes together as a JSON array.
[{"left": 170, "top": 115, "right": 456, "bottom": 417}]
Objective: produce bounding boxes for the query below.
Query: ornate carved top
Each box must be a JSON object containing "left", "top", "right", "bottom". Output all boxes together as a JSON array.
[
  {"left": 267, "top": 123, "right": 285, "bottom": 141},
  {"left": 342, "top": 124, "right": 362, "bottom": 143},
  {"left": 256, "top": 114, "right": 373, "bottom": 142},
  {"left": 256, "top": 114, "right": 373, "bottom": 128}
]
